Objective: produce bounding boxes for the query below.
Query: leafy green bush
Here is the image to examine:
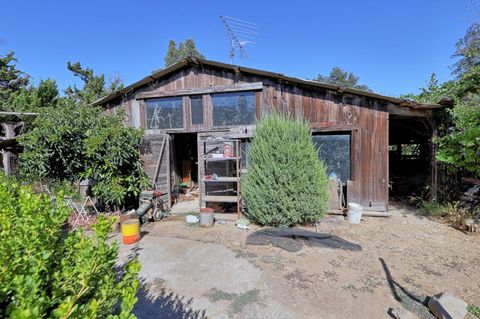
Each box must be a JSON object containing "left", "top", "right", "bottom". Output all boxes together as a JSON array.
[
  {"left": 0, "top": 175, "right": 140, "bottom": 318},
  {"left": 242, "top": 112, "right": 329, "bottom": 227},
  {"left": 436, "top": 93, "right": 480, "bottom": 176},
  {"left": 19, "top": 104, "right": 149, "bottom": 209}
]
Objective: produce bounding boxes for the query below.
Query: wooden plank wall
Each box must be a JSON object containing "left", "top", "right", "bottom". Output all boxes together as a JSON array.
[
  {"left": 106, "top": 65, "right": 390, "bottom": 210},
  {"left": 140, "top": 133, "right": 170, "bottom": 198}
]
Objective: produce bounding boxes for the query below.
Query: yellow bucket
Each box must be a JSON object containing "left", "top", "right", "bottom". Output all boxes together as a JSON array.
[{"left": 121, "top": 219, "right": 140, "bottom": 244}]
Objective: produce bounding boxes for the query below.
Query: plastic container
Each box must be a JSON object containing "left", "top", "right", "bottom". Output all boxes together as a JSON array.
[
  {"left": 186, "top": 215, "right": 199, "bottom": 224},
  {"left": 121, "top": 219, "right": 140, "bottom": 244},
  {"left": 200, "top": 208, "right": 214, "bottom": 227},
  {"left": 347, "top": 203, "right": 363, "bottom": 224}
]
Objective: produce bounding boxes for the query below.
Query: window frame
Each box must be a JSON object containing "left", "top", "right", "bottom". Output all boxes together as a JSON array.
[
  {"left": 144, "top": 96, "right": 185, "bottom": 130},
  {"left": 312, "top": 131, "right": 353, "bottom": 185},
  {"left": 189, "top": 95, "right": 204, "bottom": 127},
  {"left": 210, "top": 91, "right": 257, "bottom": 128}
]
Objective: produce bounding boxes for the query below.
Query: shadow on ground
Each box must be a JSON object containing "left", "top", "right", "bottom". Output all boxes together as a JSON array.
[
  {"left": 380, "top": 258, "right": 434, "bottom": 319},
  {"left": 133, "top": 278, "right": 208, "bottom": 319}
]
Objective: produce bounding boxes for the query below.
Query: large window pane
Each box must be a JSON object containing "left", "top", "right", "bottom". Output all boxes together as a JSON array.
[
  {"left": 312, "top": 133, "right": 351, "bottom": 184},
  {"left": 211, "top": 91, "right": 256, "bottom": 126},
  {"left": 190, "top": 96, "right": 204, "bottom": 125},
  {"left": 146, "top": 97, "right": 183, "bottom": 129}
]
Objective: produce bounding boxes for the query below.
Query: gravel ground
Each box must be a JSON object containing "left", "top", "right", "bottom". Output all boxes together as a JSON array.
[{"left": 117, "top": 202, "right": 480, "bottom": 318}]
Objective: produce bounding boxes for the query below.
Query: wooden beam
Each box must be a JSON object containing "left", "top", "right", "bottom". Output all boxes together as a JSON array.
[
  {"left": 387, "top": 104, "right": 432, "bottom": 117},
  {"left": 153, "top": 135, "right": 166, "bottom": 185},
  {"left": 136, "top": 82, "right": 263, "bottom": 100},
  {"left": 310, "top": 125, "right": 359, "bottom": 132},
  {"left": 0, "top": 111, "right": 38, "bottom": 116}
]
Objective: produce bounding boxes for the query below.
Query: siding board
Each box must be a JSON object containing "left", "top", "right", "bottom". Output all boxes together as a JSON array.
[{"left": 106, "top": 65, "right": 396, "bottom": 210}]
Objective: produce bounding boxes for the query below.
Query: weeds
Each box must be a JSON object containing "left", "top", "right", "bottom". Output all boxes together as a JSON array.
[
  {"left": 418, "top": 201, "right": 458, "bottom": 218},
  {"left": 469, "top": 305, "right": 480, "bottom": 318},
  {"left": 418, "top": 200, "right": 475, "bottom": 227},
  {"left": 207, "top": 288, "right": 260, "bottom": 315}
]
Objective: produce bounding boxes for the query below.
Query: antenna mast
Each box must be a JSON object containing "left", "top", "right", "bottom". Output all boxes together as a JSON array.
[{"left": 220, "top": 16, "right": 258, "bottom": 64}]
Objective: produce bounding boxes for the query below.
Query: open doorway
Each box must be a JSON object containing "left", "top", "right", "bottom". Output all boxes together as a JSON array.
[
  {"left": 169, "top": 133, "right": 199, "bottom": 205},
  {"left": 389, "top": 116, "right": 432, "bottom": 200}
]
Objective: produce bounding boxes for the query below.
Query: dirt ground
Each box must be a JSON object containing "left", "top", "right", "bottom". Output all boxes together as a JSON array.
[{"left": 118, "top": 202, "right": 480, "bottom": 319}]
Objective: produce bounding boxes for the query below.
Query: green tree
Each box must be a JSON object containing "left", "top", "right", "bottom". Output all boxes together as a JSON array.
[
  {"left": 452, "top": 22, "right": 480, "bottom": 77},
  {"left": 242, "top": 112, "right": 329, "bottom": 227},
  {"left": 0, "top": 51, "right": 29, "bottom": 103},
  {"left": 5, "top": 78, "right": 59, "bottom": 112},
  {"left": 404, "top": 22, "right": 480, "bottom": 183},
  {"left": 164, "top": 39, "right": 205, "bottom": 67},
  {"left": 64, "top": 61, "right": 123, "bottom": 106},
  {"left": 436, "top": 93, "right": 480, "bottom": 176},
  {"left": 0, "top": 175, "right": 140, "bottom": 318},
  {"left": 314, "top": 67, "right": 372, "bottom": 91}
]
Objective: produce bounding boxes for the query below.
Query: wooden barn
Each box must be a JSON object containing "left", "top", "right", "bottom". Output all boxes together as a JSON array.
[{"left": 94, "top": 57, "right": 442, "bottom": 213}]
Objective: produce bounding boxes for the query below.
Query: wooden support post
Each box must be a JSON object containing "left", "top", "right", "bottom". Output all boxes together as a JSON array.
[
  {"left": 236, "top": 140, "right": 241, "bottom": 219},
  {"left": 1, "top": 122, "right": 22, "bottom": 176},
  {"left": 430, "top": 117, "right": 438, "bottom": 201},
  {"left": 153, "top": 135, "right": 166, "bottom": 185}
]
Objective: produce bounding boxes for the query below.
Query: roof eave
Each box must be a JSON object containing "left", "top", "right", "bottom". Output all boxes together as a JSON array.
[{"left": 92, "top": 57, "right": 442, "bottom": 110}]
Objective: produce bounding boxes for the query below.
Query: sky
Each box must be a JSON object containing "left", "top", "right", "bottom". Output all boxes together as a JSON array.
[{"left": 0, "top": 0, "right": 477, "bottom": 97}]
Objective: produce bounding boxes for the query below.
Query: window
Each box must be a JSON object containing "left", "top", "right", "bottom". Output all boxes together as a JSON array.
[
  {"left": 241, "top": 140, "right": 252, "bottom": 169},
  {"left": 211, "top": 91, "right": 256, "bottom": 126},
  {"left": 146, "top": 97, "right": 183, "bottom": 129},
  {"left": 190, "top": 96, "right": 204, "bottom": 125},
  {"left": 312, "top": 133, "right": 351, "bottom": 184}
]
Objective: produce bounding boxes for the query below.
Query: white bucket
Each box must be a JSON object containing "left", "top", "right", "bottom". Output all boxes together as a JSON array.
[{"left": 347, "top": 203, "right": 363, "bottom": 224}]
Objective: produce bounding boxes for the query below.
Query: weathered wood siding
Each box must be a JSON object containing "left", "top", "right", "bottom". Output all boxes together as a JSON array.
[
  {"left": 106, "top": 65, "right": 390, "bottom": 210},
  {"left": 140, "top": 133, "right": 170, "bottom": 201}
]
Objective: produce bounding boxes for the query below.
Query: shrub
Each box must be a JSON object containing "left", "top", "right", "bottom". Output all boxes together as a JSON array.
[
  {"left": 0, "top": 175, "right": 140, "bottom": 318},
  {"left": 242, "top": 112, "right": 329, "bottom": 227},
  {"left": 19, "top": 104, "right": 149, "bottom": 209}
]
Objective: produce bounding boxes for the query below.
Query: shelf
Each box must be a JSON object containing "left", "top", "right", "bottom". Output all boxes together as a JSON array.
[
  {"left": 204, "top": 195, "right": 239, "bottom": 203},
  {"left": 203, "top": 177, "right": 238, "bottom": 182},
  {"left": 206, "top": 156, "right": 240, "bottom": 162}
]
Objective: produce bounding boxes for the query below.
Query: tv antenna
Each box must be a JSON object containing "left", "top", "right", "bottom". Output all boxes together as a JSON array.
[{"left": 220, "top": 16, "right": 258, "bottom": 64}]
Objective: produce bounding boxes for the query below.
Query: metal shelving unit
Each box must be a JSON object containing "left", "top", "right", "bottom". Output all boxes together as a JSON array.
[{"left": 200, "top": 139, "right": 241, "bottom": 218}]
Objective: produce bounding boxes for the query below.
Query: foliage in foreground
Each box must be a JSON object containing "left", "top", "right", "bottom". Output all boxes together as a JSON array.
[
  {"left": 0, "top": 175, "right": 140, "bottom": 318},
  {"left": 19, "top": 104, "right": 149, "bottom": 209},
  {"left": 242, "top": 112, "right": 329, "bottom": 227}
]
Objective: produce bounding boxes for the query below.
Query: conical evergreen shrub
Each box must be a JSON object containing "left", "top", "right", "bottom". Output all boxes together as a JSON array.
[{"left": 242, "top": 112, "right": 329, "bottom": 227}]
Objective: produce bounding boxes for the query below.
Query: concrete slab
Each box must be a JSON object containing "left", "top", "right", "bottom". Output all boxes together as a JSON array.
[{"left": 117, "top": 235, "right": 262, "bottom": 318}]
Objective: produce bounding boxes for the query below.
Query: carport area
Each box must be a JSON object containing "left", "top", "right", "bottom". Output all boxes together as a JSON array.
[{"left": 389, "top": 114, "right": 435, "bottom": 200}]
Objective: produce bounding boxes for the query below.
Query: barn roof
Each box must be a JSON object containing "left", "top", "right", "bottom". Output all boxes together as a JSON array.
[{"left": 93, "top": 57, "right": 442, "bottom": 110}]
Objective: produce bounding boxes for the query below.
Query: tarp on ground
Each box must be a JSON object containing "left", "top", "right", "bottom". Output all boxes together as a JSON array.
[{"left": 246, "top": 228, "right": 362, "bottom": 252}]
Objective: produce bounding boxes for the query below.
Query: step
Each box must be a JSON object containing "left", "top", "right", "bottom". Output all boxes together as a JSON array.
[{"left": 204, "top": 195, "right": 239, "bottom": 203}]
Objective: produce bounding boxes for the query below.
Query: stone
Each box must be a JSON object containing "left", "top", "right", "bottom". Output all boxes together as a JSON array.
[
  {"left": 388, "top": 307, "right": 418, "bottom": 319},
  {"left": 427, "top": 292, "right": 468, "bottom": 319}
]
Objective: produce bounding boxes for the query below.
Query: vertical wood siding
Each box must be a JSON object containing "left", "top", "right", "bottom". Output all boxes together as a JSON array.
[{"left": 106, "top": 65, "right": 391, "bottom": 209}]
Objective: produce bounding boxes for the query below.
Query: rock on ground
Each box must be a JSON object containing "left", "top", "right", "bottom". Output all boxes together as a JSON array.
[{"left": 428, "top": 292, "right": 468, "bottom": 319}]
